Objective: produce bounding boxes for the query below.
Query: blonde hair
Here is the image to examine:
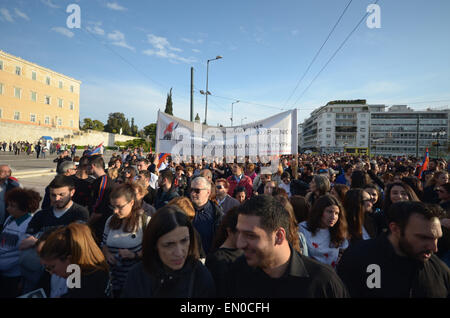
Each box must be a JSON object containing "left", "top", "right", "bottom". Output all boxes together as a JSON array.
[
  {"left": 39, "top": 223, "right": 108, "bottom": 273},
  {"left": 167, "top": 196, "right": 196, "bottom": 222},
  {"left": 107, "top": 167, "right": 119, "bottom": 180}
]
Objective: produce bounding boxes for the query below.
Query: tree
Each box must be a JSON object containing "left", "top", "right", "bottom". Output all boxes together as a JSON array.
[
  {"left": 92, "top": 120, "right": 104, "bottom": 131},
  {"left": 164, "top": 88, "right": 173, "bottom": 115},
  {"left": 143, "top": 123, "right": 157, "bottom": 147},
  {"left": 81, "top": 118, "right": 94, "bottom": 130},
  {"left": 104, "top": 112, "right": 132, "bottom": 135},
  {"left": 131, "top": 117, "right": 138, "bottom": 136}
]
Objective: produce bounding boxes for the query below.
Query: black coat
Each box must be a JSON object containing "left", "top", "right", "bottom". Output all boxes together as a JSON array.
[{"left": 337, "top": 233, "right": 450, "bottom": 297}]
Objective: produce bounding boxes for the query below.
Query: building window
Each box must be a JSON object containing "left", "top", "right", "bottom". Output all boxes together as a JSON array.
[
  {"left": 0, "top": 60, "right": 3, "bottom": 70},
  {"left": 360, "top": 128, "right": 366, "bottom": 132},
  {"left": 58, "top": 118, "right": 63, "bottom": 126},
  {"left": 0, "top": 83, "right": 3, "bottom": 95},
  {"left": 70, "top": 102, "right": 74, "bottom": 110},
  {"left": 70, "top": 85, "right": 74, "bottom": 93},
  {"left": 15, "top": 66, "right": 21, "bottom": 75},
  {"left": 45, "top": 116, "right": 50, "bottom": 125},
  {"left": 58, "top": 98, "right": 63, "bottom": 108},
  {"left": 0, "top": 108, "right": 2, "bottom": 118},
  {"left": 32, "top": 71, "right": 37, "bottom": 80},
  {"left": 31, "top": 91, "right": 37, "bottom": 102},
  {"left": 30, "top": 114, "right": 36, "bottom": 123},
  {"left": 59, "top": 81, "right": 63, "bottom": 89},
  {"left": 46, "top": 76, "right": 51, "bottom": 85},
  {"left": 14, "top": 112, "right": 20, "bottom": 121},
  {"left": 14, "top": 87, "right": 21, "bottom": 99},
  {"left": 70, "top": 120, "right": 74, "bottom": 127},
  {"left": 360, "top": 121, "right": 366, "bottom": 125},
  {"left": 45, "top": 96, "right": 51, "bottom": 105},
  {"left": 326, "top": 121, "right": 331, "bottom": 125}
]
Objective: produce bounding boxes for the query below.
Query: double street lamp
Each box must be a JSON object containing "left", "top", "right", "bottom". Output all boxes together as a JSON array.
[
  {"left": 431, "top": 129, "right": 446, "bottom": 159},
  {"left": 201, "top": 55, "right": 222, "bottom": 125}
]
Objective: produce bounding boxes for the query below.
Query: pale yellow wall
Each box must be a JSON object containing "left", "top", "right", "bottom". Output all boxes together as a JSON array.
[{"left": 0, "top": 50, "right": 80, "bottom": 130}]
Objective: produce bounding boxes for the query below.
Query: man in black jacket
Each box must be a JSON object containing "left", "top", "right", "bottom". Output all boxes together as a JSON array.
[
  {"left": 154, "top": 169, "right": 179, "bottom": 210},
  {"left": 337, "top": 201, "right": 450, "bottom": 297},
  {"left": 223, "top": 195, "right": 348, "bottom": 298}
]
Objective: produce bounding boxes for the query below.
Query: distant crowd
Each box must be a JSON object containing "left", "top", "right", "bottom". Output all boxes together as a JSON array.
[{"left": 0, "top": 149, "right": 449, "bottom": 298}]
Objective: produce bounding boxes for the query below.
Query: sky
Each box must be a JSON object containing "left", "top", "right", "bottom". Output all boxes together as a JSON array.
[{"left": 1, "top": 0, "right": 450, "bottom": 130}]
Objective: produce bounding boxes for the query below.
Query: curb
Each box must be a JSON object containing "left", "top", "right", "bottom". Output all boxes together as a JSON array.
[{"left": 12, "top": 169, "right": 56, "bottom": 179}]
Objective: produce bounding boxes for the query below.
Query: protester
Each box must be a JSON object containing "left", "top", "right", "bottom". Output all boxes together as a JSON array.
[
  {"left": 190, "top": 177, "right": 223, "bottom": 255},
  {"left": 0, "top": 164, "right": 21, "bottom": 228},
  {"left": 337, "top": 201, "right": 450, "bottom": 297},
  {"left": 299, "top": 194, "right": 349, "bottom": 269},
  {"left": 154, "top": 169, "right": 179, "bottom": 210},
  {"left": 343, "top": 189, "right": 375, "bottom": 244},
  {"left": 305, "top": 175, "right": 331, "bottom": 207},
  {"left": 331, "top": 184, "right": 349, "bottom": 205},
  {"left": 121, "top": 205, "right": 215, "bottom": 297},
  {"left": 205, "top": 207, "right": 243, "bottom": 297},
  {"left": 423, "top": 171, "right": 449, "bottom": 204},
  {"left": 101, "top": 184, "right": 150, "bottom": 297},
  {"left": 214, "top": 178, "right": 240, "bottom": 215},
  {"left": 131, "top": 180, "right": 156, "bottom": 217},
  {"left": 233, "top": 186, "right": 246, "bottom": 204},
  {"left": 0, "top": 188, "right": 41, "bottom": 297},
  {"left": 223, "top": 195, "right": 349, "bottom": 297},
  {"left": 289, "top": 195, "right": 311, "bottom": 225},
  {"left": 279, "top": 171, "right": 292, "bottom": 197},
  {"left": 39, "top": 223, "right": 111, "bottom": 298},
  {"left": 227, "top": 164, "right": 253, "bottom": 200},
  {"left": 87, "top": 155, "right": 114, "bottom": 244}
]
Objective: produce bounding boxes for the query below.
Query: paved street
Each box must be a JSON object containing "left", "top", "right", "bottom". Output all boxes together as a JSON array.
[{"left": 0, "top": 149, "right": 117, "bottom": 200}]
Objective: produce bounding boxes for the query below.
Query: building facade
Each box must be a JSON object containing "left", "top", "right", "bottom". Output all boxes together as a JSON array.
[
  {"left": 0, "top": 50, "right": 81, "bottom": 131},
  {"left": 300, "top": 101, "right": 385, "bottom": 154},
  {"left": 370, "top": 105, "right": 449, "bottom": 157}
]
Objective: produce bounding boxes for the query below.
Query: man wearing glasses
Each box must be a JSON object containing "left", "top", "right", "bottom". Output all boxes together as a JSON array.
[
  {"left": 190, "top": 177, "right": 224, "bottom": 255},
  {"left": 215, "top": 178, "right": 240, "bottom": 215}
]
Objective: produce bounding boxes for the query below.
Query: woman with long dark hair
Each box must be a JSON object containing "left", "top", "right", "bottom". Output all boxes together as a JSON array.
[
  {"left": 101, "top": 183, "right": 150, "bottom": 297},
  {"left": 343, "top": 189, "right": 374, "bottom": 243},
  {"left": 299, "top": 194, "right": 348, "bottom": 269},
  {"left": 121, "top": 205, "right": 215, "bottom": 297}
]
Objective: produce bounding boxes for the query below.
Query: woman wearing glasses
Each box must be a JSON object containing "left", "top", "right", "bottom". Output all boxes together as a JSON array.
[
  {"left": 39, "top": 223, "right": 110, "bottom": 298},
  {"left": 121, "top": 205, "right": 215, "bottom": 297},
  {"left": 343, "top": 189, "right": 375, "bottom": 245},
  {"left": 101, "top": 183, "right": 150, "bottom": 297}
]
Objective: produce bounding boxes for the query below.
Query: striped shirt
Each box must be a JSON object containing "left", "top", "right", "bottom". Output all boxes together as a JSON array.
[{"left": 102, "top": 212, "right": 150, "bottom": 292}]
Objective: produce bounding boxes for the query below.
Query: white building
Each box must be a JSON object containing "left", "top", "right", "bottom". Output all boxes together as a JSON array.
[
  {"left": 370, "top": 105, "right": 449, "bottom": 157},
  {"left": 300, "top": 100, "right": 385, "bottom": 154}
]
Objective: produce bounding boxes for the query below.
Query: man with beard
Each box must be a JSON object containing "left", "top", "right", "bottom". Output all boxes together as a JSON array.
[
  {"left": 337, "top": 201, "right": 450, "bottom": 297},
  {"left": 222, "top": 195, "right": 348, "bottom": 298},
  {"left": 19, "top": 175, "right": 89, "bottom": 250}
]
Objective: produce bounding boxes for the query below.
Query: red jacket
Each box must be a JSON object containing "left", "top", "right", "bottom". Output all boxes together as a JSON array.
[{"left": 227, "top": 174, "right": 253, "bottom": 199}]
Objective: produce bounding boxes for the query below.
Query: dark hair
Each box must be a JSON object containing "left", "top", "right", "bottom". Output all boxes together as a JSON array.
[
  {"left": 159, "top": 168, "right": 174, "bottom": 184},
  {"left": 138, "top": 158, "right": 150, "bottom": 165},
  {"left": 5, "top": 188, "right": 42, "bottom": 213},
  {"left": 273, "top": 195, "right": 301, "bottom": 253},
  {"left": 236, "top": 195, "right": 291, "bottom": 239},
  {"left": 440, "top": 182, "right": 450, "bottom": 194},
  {"left": 281, "top": 171, "right": 291, "bottom": 180},
  {"left": 332, "top": 184, "right": 349, "bottom": 204},
  {"left": 233, "top": 186, "right": 246, "bottom": 198},
  {"left": 386, "top": 201, "right": 444, "bottom": 234},
  {"left": 383, "top": 182, "right": 420, "bottom": 213},
  {"left": 344, "top": 164, "right": 353, "bottom": 173},
  {"left": 343, "top": 189, "right": 367, "bottom": 241},
  {"left": 289, "top": 195, "right": 310, "bottom": 224},
  {"left": 138, "top": 170, "right": 151, "bottom": 179},
  {"left": 89, "top": 155, "right": 105, "bottom": 170},
  {"left": 350, "top": 170, "right": 370, "bottom": 189},
  {"left": 364, "top": 184, "right": 382, "bottom": 210},
  {"left": 272, "top": 187, "right": 288, "bottom": 198},
  {"left": 142, "top": 205, "right": 199, "bottom": 274},
  {"left": 122, "top": 166, "right": 137, "bottom": 182},
  {"left": 109, "top": 183, "right": 143, "bottom": 232},
  {"left": 48, "top": 175, "right": 75, "bottom": 190},
  {"left": 307, "top": 194, "right": 348, "bottom": 247},
  {"left": 211, "top": 206, "right": 239, "bottom": 250},
  {"left": 401, "top": 176, "right": 423, "bottom": 200}
]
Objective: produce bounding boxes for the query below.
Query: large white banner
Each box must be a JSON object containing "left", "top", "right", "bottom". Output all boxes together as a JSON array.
[{"left": 156, "top": 109, "right": 297, "bottom": 162}]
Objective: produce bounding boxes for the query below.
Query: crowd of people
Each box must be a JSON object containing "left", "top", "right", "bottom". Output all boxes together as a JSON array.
[{"left": 0, "top": 149, "right": 449, "bottom": 298}]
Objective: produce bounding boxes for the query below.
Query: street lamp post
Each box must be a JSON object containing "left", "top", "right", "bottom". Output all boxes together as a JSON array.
[
  {"left": 203, "top": 56, "right": 222, "bottom": 125},
  {"left": 231, "top": 100, "right": 239, "bottom": 126},
  {"left": 432, "top": 129, "right": 446, "bottom": 159}
]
